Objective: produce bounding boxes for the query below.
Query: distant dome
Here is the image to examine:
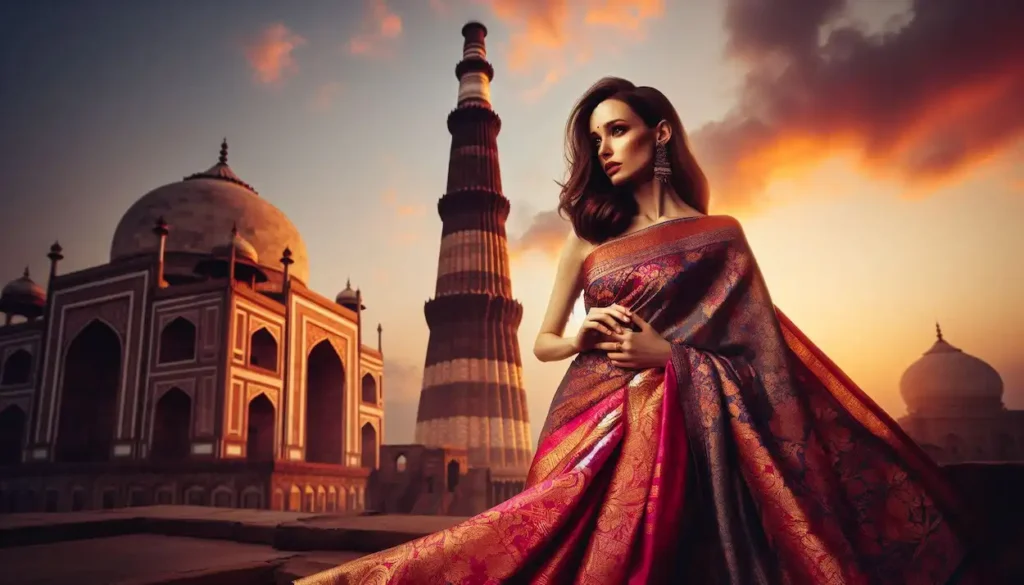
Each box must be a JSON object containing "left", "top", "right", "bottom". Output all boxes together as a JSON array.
[
  {"left": 900, "top": 324, "right": 1003, "bottom": 412},
  {"left": 0, "top": 267, "right": 46, "bottom": 318},
  {"left": 335, "top": 279, "right": 364, "bottom": 310},
  {"left": 212, "top": 225, "right": 260, "bottom": 265},
  {"left": 109, "top": 139, "right": 309, "bottom": 283}
]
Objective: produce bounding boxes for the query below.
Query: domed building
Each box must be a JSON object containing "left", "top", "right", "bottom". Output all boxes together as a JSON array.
[
  {"left": 110, "top": 140, "right": 311, "bottom": 285},
  {"left": 898, "top": 324, "right": 1024, "bottom": 464},
  {"left": 0, "top": 141, "right": 385, "bottom": 514}
]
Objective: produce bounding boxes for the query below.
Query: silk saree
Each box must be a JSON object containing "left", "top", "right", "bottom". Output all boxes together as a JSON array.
[{"left": 298, "top": 215, "right": 978, "bottom": 585}]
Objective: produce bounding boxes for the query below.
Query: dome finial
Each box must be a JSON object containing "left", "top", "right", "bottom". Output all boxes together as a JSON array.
[
  {"left": 219, "top": 138, "right": 228, "bottom": 165},
  {"left": 22, "top": 266, "right": 30, "bottom": 279},
  {"left": 231, "top": 222, "right": 238, "bottom": 237},
  {"left": 935, "top": 321, "right": 943, "bottom": 342}
]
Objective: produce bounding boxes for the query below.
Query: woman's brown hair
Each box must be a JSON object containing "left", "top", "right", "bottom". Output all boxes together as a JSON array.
[{"left": 557, "top": 77, "right": 709, "bottom": 244}]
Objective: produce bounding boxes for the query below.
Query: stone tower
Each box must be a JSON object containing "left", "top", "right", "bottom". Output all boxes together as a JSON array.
[{"left": 415, "top": 22, "right": 532, "bottom": 475}]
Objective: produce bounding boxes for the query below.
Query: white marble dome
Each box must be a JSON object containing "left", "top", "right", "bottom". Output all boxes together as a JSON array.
[
  {"left": 109, "top": 140, "right": 310, "bottom": 283},
  {"left": 900, "top": 325, "right": 1003, "bottom": 411}
]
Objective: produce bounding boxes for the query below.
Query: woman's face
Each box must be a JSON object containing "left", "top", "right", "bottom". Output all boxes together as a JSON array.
[{"left": 589, "top": 98, "right": 656, "bottom": 187}]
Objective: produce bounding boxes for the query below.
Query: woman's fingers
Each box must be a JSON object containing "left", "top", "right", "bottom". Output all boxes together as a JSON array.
[
  {"left": 589, "top": 306, "right": 631, "bottom": 324},
  {"left": 586, "top": 312, "right": 623, "bottom": 332},
  {"left": 603, "top": 305, "right": 632, "bottom": 323},
  {"left": 608, "top": 304, "right": 632, "bottom": 318},
  {"left": 582, "top": 320, "right": 614, "bottom": 337}
]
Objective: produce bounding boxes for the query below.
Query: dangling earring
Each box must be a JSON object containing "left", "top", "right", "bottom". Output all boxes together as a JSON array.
[{"left": 654, "top": 141, "right": 671, "bottom": 183}]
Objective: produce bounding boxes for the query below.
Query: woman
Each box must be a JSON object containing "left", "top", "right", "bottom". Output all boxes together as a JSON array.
[{"left": 299, "top": 78, "right": 982, "bottom": 584}]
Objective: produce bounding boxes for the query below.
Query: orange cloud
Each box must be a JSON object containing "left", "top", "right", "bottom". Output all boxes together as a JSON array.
[
  {"left": 521, "top": 68, "right": 563, "bottom": 103},
  {"left": 309, "top": 81, "right": 344, "bottom": 112},
  {"left": 395, "top": 232, "right": 420, "bottom": 244},
  {"left": 349, "top": 0, "right": 403, "bottom": 57},
  {"left": 583, "top": 0, "right": 664, "bottom": 34},
  {"left": 692, "top": 0, "right": 1024, "bottom": 211},
  {"left": 244, "top": 23, "right": 306, "bottom": 85},
  {"left": 516, "top": 0, "right": 1024, "bottom": 252},
  {"left": 381, "top": 188, "right": 427, "bottom": 217},
  {"left": 485, "top": 0, "right": 664, "bottom": 98},
  {"left": 397, "top": 205, "right": 425, "bottom": 217},
  {"left": 509, "top": 209, "right": 571, "bottom": 260},
  {"left": 370, "top": 267, "right": 391, "bottom": 285},
  {"left": 1012, "top": 177, "right": 1024, "bottom": 195}
]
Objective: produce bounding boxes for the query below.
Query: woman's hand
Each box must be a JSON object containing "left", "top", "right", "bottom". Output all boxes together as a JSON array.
[
  {"left": 572, "top": 304, "right": 633, "bottom": 353},
  {"left": 597, "top": 313, "right": 672, "bottom": 369}
]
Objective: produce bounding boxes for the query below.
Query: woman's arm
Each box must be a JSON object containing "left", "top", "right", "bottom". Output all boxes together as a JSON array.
[{"left": 532, "top": 230, "right": 588, "bottom": 362}]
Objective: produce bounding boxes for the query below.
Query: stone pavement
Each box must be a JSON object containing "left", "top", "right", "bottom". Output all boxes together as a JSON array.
[
  {"left": 0, "top": 533, "right": 295, "bottom": 585},
  {"left": 2, "top": 463, "right": 1024, "bottom": 583},
  {"left": 0, "top": 506, "right": 468, "bottom": 584}
]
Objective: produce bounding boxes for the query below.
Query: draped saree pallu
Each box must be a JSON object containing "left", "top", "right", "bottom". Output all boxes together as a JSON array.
[{"left": 299, "top": 215, "right": 977, "bottom": 585}]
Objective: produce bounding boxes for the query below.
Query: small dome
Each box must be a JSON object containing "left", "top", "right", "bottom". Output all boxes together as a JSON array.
[
  {"left": 194, "top": 224, "right": 269, "bottom": 284},
  {"left": 0, "top": 267, "right": 46, "bottom": 317},
  {"left": 336, "top": 280, "right": 357, "bottom": 303},
  {"left": 900, "top": 324, "right": 1003, "bottom": 412},
  {"left": 212, "top": 225, "right": 259, "bottom": 264},
  {"left": 335, "top": 279, "right": 365, "bottom": 310},
  {"left": 109, "top": 139, "right": 309, "bottom": 283}
]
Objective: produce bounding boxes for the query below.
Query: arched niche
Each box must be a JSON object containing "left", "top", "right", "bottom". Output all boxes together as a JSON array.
[
  {"left": 0, "top": 405, "right": 26, "bottom": 465},
  {"left": 55, "top": 320, "right": 122, "bottom": 463},
  {"left": 360, "top": 422, "right": 378, "bottom": 469},
  {"left": 249, "top": 328, "right": 278, "bottom": 371},
  {"left": 1, "top": 350, "right": 32, "bottom": 385},
  {"left": 151, "top": 388, "right": 192, "bottom": 460},
  {"left": 158, "top": 317, "right": 197, "bottom": 363},
  {"left": 247, "top": 393, "right": 275, "bottom": 461},
  {"left": 361, "top": 373, "right": 377, "bottom": 403},
  {"left": 305, "top": 340, "right": 344, "bottom": 464}
]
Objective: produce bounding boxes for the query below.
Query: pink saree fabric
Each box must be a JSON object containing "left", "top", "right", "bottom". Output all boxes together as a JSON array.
[{"left": 298, "top": 215, "right": 980, "bottom": 585}]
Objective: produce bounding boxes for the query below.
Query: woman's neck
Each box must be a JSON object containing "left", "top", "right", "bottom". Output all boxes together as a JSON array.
[{"left": 631, "top": 178, "right": 691, "bottom": 222}]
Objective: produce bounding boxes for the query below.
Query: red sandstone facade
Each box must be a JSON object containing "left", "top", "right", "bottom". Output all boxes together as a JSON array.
[
  {"left": 369, "top": 444, "right": 526, "bottom": 516},
  {"left": 0, "top": 145, "right": 383, "bottom": 514}
]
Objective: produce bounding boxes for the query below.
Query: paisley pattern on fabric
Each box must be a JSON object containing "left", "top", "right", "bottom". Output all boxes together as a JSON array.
[{"left": 297, "top": 215, "right": 976, "bottom": 585}]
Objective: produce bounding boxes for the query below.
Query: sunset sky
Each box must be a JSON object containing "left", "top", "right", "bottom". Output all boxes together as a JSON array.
[{"left": 1, "top": 0, "right": 1021, "bottom": 446}]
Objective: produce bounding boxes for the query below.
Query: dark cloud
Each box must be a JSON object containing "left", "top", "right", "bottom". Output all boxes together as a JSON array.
[
  {"left": 691, "top": 0, "right": 1024, "bottom": 209},
  {"left": 724, "top": 0, "right": 846, "bottom": 60},
  {"left": 515, "top": 0, "right": 1023, "bottom": 251}
]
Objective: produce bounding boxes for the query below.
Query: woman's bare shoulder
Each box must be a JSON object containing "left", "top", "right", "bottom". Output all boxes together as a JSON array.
[{"left": 560, "top": 226, "right": 595, "bottom": 262}]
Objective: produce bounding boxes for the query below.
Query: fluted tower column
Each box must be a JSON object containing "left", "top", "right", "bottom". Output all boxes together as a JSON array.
[{"left": 415, "top": 22, "right": 533, "bottom": 474}]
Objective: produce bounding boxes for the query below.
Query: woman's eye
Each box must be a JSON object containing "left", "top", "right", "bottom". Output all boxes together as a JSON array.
[{"left": 611, "top": 126, "right": 626, "bottom": 136}]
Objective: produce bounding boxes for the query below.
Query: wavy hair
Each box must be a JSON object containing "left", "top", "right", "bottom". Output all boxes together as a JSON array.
[{"left": 557, "top": 77, "right": 709, "bottom": 243}]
